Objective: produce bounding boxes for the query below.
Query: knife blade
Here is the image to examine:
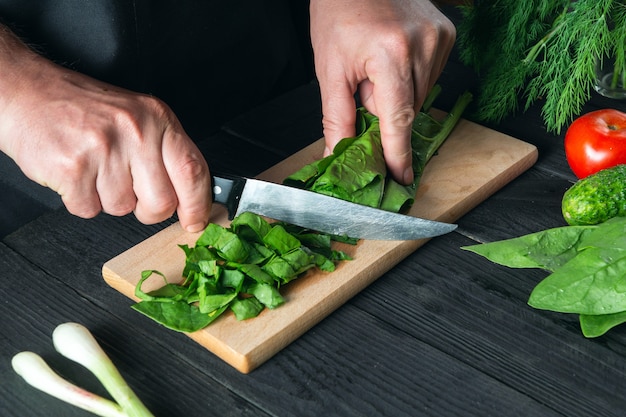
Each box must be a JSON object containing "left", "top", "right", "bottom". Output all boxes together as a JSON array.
[{"left": 211, "top": 173, "right": 457, "bottom": 240}]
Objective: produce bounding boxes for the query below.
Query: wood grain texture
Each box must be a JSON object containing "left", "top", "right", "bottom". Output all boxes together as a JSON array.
[
  {"left": 6, "top": 7, "right": 626, "bottom": 416},
  {"left": 102, "top": 116, "right": 537, "bottom": 373},
  {"left": 350, "top": 230, "right": 626, "bottom": 417},
  {"left": 0, "top": 242, "right": 271, "bottom": 417}
]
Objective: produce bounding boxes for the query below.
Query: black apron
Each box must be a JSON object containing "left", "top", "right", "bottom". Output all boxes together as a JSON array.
[{"left": 0, "top": 0, "right": 313, "bottom": 139}]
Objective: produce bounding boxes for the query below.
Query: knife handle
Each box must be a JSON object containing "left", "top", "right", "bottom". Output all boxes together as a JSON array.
[{"left": 212, "top": 173, "right": 246, "bottom": 220}]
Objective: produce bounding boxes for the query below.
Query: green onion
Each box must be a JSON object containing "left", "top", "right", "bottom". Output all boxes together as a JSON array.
[
  {"left": 12, "top": 351, "right": 126, "bottom": 417},
  {"left": 12, "top": 322, "right": 154, "bottom": 417},
  {"left": 52, "top": 323, "right": 154, "bottom": 417}
]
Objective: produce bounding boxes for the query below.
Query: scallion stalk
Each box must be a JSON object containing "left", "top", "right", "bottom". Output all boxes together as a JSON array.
[
  {"left": 12, "top": 322, "right": 154, "bottom": 417},
  {"left": 52, "top": 322, "right": 154, "bottom": 417},
  {"left": 11, "top": 351, "right": 126, "bottom": 417}
]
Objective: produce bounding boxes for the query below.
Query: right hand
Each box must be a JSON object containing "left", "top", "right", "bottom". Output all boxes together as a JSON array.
[
  {"left": 0, "top": 50, "right": 212, "bottom": 232},
  {"left": 310, "top": 0, "right": 456, "bottom": 185}
]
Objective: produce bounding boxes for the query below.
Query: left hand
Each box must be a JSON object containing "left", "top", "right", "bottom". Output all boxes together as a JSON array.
[{"left": 310, "top": 0, "right": 456, "bottom": 184}]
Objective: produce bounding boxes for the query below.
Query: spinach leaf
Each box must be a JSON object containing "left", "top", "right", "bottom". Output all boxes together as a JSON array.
[
  {"left": 230, "top": 211, "right": 272, "bottom": 243},
  {"left": 131, "top": 301, "right": 223, "bottom": 332},
  {"left": 529, "top": 247, "right": 626, "bottom": 315},
  {"left": 235, "top": 263, "right": 274, "bottom": 285},
  {"left": 230, "top": 297, "right": 264, "bottom": 321},
  {"left": 578, "top": 216, "right": 626, "bottom": 250},
  {"left": 221, "top": 269, "right": 245, "bottom": 292},
  {"left": 196, "top": 223, "right": 248, "bottom": 262},
  {"left": 462, "top": 225, "right": 594, "bottom": 272},
  {"left": 263, "top": 225, "right": 301, "bottom": 255},
  {"left": 135, "top": 270, "right": 190, "bottom": 302},
  {"left": 309, "top": 119, "right": 387, "bottom": 207},
  {"left": 580, "top": 311, "right": 626, "bottom": 338},
  {"left": 247, "top": 283, "right": 284, "bottom": 309},
  {"left": 463, "top": 216, "right": 626, "bottom": 337}
]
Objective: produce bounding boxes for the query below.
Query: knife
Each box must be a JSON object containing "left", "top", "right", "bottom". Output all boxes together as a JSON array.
[{"left": 211, "top": 173, "right": 457, "bottom": 240}]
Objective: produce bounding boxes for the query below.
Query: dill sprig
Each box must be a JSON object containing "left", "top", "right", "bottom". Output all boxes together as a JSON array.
[{"left": 457, "top": 0, "right": 626, "bottom": 134}]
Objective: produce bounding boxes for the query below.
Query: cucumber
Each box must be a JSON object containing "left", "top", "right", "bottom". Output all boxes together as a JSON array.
[{"left": 562, "top": 164, "right": 626, "bottom": 225}]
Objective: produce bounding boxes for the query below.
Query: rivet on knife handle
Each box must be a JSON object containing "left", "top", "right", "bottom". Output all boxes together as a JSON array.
[{"left": 212, "top": 174, "right": 246, "bottom": 220}]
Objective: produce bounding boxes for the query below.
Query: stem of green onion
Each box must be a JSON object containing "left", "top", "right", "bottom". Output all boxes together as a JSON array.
[
  {"left": 11, "top": 351, "right": 126, "bottom": 417},
  {"left": 52, "top": 322, "right": 155, "bottom": 417}
]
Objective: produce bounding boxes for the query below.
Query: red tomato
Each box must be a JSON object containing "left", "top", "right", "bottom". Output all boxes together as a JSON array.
[{"left": 564, "top": 109, "right": 626, "bottom": 178}]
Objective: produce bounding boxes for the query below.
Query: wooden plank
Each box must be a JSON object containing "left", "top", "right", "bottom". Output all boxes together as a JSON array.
[
  {"left": 0, "top": 243, "right": 270, "bottom": 417},
  {"left": 102, "top": 115, "right": 538, "bottom": 373},
  {"left": 350, "top": 231, "right": 626, "bottom": 417}
]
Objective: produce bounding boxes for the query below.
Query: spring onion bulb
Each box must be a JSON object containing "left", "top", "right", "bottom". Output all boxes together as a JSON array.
[
  {"left": 12, "top": 322, "right": 154, "bottom": 417},
  {"left": 11, "top": 351, "right": 126, "bottom": 417},
  {"left": 52, "top": 322, "right": 154, "bottom": 417}
]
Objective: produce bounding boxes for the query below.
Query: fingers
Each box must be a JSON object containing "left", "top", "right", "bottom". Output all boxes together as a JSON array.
[
  {"left": 95, "top": 148, "right": 137, "bottom": 217},
  {"left": 53, "top": 131, "right": 135, "bottom": 219},
  {"left": 126, "top": 117, "right": 211, "bottom": 232},
  {"left": 320, "top": 60, "right": 416, "bottom": 185},
  {"left": 57, "top": 167, "right": 103, "bottom": 219},
  {"left": 319, "top": 76, "right": 358, "bottom": 157},
  {"left": 55, "top": 104, "right": 211, "bottom": 233},
  {"left": 360, "top": 58, "right": 416, "bottom": 185},
  {"left": 129, "top": 148, "right": 178, "bottom": 226},
  {"left": 1, "top": 54, "right": 211, "bottom": 231},
  {"left": 161, "top": 127, "right": 212, "bottom": 233},
  {"left": 312, "top": 0, "right": 456, "bottom": 186}
]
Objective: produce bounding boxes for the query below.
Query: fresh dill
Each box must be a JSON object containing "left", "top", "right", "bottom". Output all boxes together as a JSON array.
[{"left": 457, "top": 0, "right": 626, "bottom": 134}]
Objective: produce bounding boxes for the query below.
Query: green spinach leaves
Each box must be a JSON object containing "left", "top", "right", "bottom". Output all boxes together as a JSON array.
[
  {"left": 463, "top": 216, "right": 626, "bottom": 337},
  {"left": 132, "top": 212, "right": 353, "bottom": 332},
  {"left": 284, "top": 87, "right": 473, "bottom": 214}
]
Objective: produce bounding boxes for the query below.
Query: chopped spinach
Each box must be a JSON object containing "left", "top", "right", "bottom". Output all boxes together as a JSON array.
[{"left": 132, "top": 212, "right": 353, "bottom": 332}]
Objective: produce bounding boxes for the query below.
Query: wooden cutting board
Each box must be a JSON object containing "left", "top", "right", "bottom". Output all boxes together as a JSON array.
[{"left": 103, "top": 114, "right": 538, "bottom": 373}]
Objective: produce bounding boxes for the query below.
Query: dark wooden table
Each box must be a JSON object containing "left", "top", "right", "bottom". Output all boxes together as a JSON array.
[{"left": 3, "top": 8, "right": 626, "bottom": 417}]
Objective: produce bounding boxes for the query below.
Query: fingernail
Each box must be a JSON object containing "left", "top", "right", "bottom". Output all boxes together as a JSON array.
[
  {"left": 403, "top": 168, "right": 414, "bottom": 185},
  {"left": 186, "top": 222, "right": 206, "bottom": 233}
]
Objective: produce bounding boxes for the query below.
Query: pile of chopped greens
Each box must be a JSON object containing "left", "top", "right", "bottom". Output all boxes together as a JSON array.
[
  {"left": 463, "top": 216, "right": 626, "bottom": 337},
  {"left": 456, "top": 0, "right": 626, "bottom": 133},
  {"left": 284, "top": 87, "right": 473, "bottom": 213},
  {"left": 132, "top": 212, "right": 354, "bottom": 332}
]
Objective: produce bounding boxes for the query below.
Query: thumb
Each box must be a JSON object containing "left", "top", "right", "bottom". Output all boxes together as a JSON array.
[{"left": 162, "top": 128, "right": 212, "bottom": 232}]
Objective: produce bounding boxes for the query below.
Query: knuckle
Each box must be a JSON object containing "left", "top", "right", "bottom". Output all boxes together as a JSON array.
[
  {"left": 55, "top": 143, "right": 98, "bottom": 183},
  {"left": 321, "top": 115, "right": 344, "bottom": 135},
  {"left": 112, "top": 95, "right": 173, "bottom": 145},
  {"left": 136, "top": 199, "right": 177, "bottom": 225},
  {"left": 138, "top": 95, "right": 173, "bottom": 123},
  {"left": 64, "top": 199, "right": 101, "bottom": 219},
  {"left": 103, "top": 200, "right": 136, "bottom": 217},
  {"left": 150, "top": 195, "right": 178, "bottom": 220},
  {"left": 395, "top": 147, "right": 413, "bottom": 161},
  {"left": 420, "top": 17, "right": 457, "bottom": 51},
  {"left": 175, "top": 153, "right": 209, "bottom": 183},
  {"left": 56, "top": 157, "right": 87, "bottom": 183},
  {"left": 389, "top": 107, "right": 416, "bottom": 129},
  {"left": 378, "top": 27, "right": 413, "bottom": 60},
  {"left": 82, "top": 129, "right": 112, "bottom": 154}
]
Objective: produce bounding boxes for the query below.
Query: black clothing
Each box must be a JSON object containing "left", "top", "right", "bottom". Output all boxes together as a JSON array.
[{"left": 0, "top": 0, "right": 314, "bottom": 138}]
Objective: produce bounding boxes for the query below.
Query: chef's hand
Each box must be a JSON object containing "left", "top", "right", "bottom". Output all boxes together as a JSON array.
[
  {"left": 0, "top": 27, "right": 211, "bottom": 232},
  {"left": 310, "top": 0, "right": 456, "bottom": 184}
]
